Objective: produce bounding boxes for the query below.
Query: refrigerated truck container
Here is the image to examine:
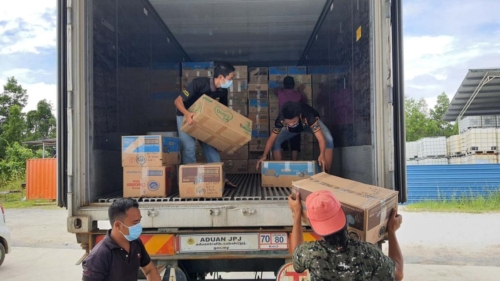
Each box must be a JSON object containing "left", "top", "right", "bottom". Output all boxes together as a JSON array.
[{"left": 57, "top": 0, "right": 406, "bottom": 278}]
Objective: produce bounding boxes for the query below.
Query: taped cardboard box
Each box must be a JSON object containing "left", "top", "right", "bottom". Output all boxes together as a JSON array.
[
  {"left": 223, "top": 160, "right": 249, "bottom": 174},
  {"left": 219, "top": 144, "right": 249, "bottom": 160},
  {"left": 122, "top": 135, "right": 180, "bottom": 167},
  {"left": 249, "top": 99, "right": 269, "bottom": 114},
  {"left": 181, "top": 95, "right": 252, "bottom": 154},
  {"left": 261, "top": 161, "right": 319, "bottom": 188},
  {"left": 179, "top": 163, "right": 225, "bottom": 198},
  {"left": 234, "top": 66, "right": 248, "bottom": 79},
  {"left": 229, "top": 79, "right": 248, "bottom": 93},
  {"left": 228, "top": 104, "right": 248, "bottom": 117},
  {"left": 123, "top": 166, "right": 177, "bottom": 197},
  {"left": 248, "top": 84, "right": 269, "bottom": 99},
  {"left": 249, "top": 67, "right": 269, "bottom": 83},
  {"left": 293, "top": 173, "right": 399, "bottom": 244}
]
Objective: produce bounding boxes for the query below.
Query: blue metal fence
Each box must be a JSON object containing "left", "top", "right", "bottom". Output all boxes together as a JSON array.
[{"left": 406, "top": 164, "right": 500, "bottom": 203}]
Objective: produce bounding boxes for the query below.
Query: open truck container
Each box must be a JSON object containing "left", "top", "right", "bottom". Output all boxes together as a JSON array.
[{"left": 57, "top": 0, "right": 406, "bottom": 279}]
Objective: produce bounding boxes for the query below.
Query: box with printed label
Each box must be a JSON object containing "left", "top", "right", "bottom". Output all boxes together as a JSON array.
[
  {"left": 268, "top": 75, "right": 286, "bottom": 89},
  {"left": 261, "top": 161, "right": 319, "bottom": 188},
  {"left": 179, "top": 163, "right": 225, "bottom": 198},
  {"left": 182, "top": 62, "right": 214, "bottom": 70},
  {"left": 249, "top": 67, "right": 269, "bottom": 83},
  {"left": 228, "top": 92, "right": 248, "bottom": 105},
  {"left": 228, "top": 104, "right": 248, "bottom": 117},
  {"left": 181, "top": 95, "right": 252, "bottom": 154},
  {"left": 248, "top": 114, "right": 270, "bottom": 130},
  {"left": 252, "top": 129, "right": 270, "bottom": 138},
  {"left": 223, "top": 160, "right": 249, "bottom": 174},
  {"left": 269, "top": 66, "right": 288, "bottom": 75},
  {"left": 219, "top": 144, "right": 249, "bottom": 160},
  {"left": 229, "top": 79, "right": 248, "bottom": 93},
  {"left": 248, "top": 99, "right": 269, "bottom": 114},
  {"left": 122, "top": 135, "right": 180, "bottom": 167},
  {"left": 248, "top": 84, "right": 269, "bottom": 99},
  {"left": 269, "top": 103, "right": 280, "bottom": 116},
  {"left": 234, "top": 66, "right": 248, "bottom": 79},
  {"left": 293, "top": 173, "right": 399, "bottom": 244},
  {"left": 182, "top": 69, "right": 213, "bottom": 78},
  {"left": 288, "top": 66, "right": 308, "bottom": 75},
  {"left": 123, "top": 166, "right": 177, "bottom": 197}
]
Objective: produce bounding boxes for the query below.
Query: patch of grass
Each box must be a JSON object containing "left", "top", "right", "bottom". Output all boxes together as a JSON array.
[
  {"left": 0, "top": 177, "right": 57, "bottom": 209},
  {"left": 406, "top": 191, "right": 500, "bottom": 213}
]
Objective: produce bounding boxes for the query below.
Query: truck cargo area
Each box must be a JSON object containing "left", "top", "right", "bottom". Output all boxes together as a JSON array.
[{"left": 59, "top": 0, "right": 406, "bottom": 207}]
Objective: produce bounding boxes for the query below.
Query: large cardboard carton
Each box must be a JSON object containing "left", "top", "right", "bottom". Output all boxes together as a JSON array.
[
  {"left": 229, "top": 79, "right": 248, "bottom": 93},
  {"left": 179, "top": 163, "right": 225, "bottom": 198},
  {"left": 293, "top": 173, "right": 399, "bottom": 244},
  {"left": 261, "top": 161, "right": 319, "bottom": 188},
  {"left": 122, "top": 135, "right": 180, "bottom": 167},
  {"left": 219, "top": 144, "right": 249, "bottom": 160},
  {"left": 223, "top": 160, "right": 249, "bottom": 174},
  {"left": 123, "top": 166, "right": 177, "bottom": 197},
  {"left": 268, "top": 75, "right": 286, "bottom": 89},
  {"left": 234, "top": 66, "right": 248, "bottom": 79},
  {"left": 181, "top": 95, "right": 252, "bottom": 154},
  {"left": 249, "top": 67, "right": 269, "bottom": 83},
  {"left": 248, "top": 84, "right": 269, "bottom": 99}
]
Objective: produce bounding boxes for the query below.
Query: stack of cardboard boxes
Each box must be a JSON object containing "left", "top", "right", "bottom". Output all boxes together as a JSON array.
[
  {"left": 122, "top": 135, "right": 180, "bottom": 197},
  {"left": 247, "top": 67, "right": 270, "bottom": 173},
  {"left": 181, "top": 62, "right": 214, "bottom": 91}
]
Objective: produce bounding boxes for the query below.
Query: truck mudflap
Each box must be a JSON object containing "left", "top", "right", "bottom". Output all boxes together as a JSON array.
[{"left": 91, "top": 232, "right": 321, "bottom": 258}]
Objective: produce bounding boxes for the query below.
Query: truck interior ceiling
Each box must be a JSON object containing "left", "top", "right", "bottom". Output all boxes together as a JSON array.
[{"left": 88, "top": 0, "right": 379, "bottom": 203}]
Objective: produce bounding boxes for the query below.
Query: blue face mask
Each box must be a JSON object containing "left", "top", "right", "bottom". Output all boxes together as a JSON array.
[
  {"left": 120, "top": 222, "right": 143, "bottom": 241},
  {"left": 220, "top": 78, "right": 233, "bottom": 89}
]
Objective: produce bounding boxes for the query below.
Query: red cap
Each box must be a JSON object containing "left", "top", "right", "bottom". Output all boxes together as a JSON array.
[{"left": 306, "top": 190, "right": 346, "bottom": 236}]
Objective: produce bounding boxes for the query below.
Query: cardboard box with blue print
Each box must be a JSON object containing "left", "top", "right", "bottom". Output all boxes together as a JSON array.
[
  {"left": 292, "top": 173, "right": 399, "bottom": 244},
  {"left": 229, "top": 79, "right": 248, "bottom": 93},
  {"left": 181, "top": 95, "right": 252, "bottom": 154},
  {"left": 261, "top": 161, "right": 320, "bottom": 188},
  {"left": 249, "top": 67, "right": 269, "bottom": 83},
  {"left": 248, "top": 99, "right": 269, "bottom": 114},
  {"left": 248, "top": 84, "right": 269, "bottom": 99},
  {"left": 123, "top": 166, "right": 177, "bottom": 197},
  {"left": 179, "top": 163, "right": 225, "bottom": 198},
  {"left": 233, "top": 65, "right": 248, "bottom": 80},
  {"left": 122, "top": 135, "right": 180, "bottom": 167}
]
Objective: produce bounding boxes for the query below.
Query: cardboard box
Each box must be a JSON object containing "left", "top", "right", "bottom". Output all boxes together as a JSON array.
[
  {"left": 228, "top": 92, "right": 248, "bottom": 105},
  {"left": 249, "top": 67, "right": 269, "bottom": 83},
  {"left": 228, "top": 104, "right": 248, "bottom": 117},
  {"left": 288, "top": 66, "right": 307, "bottom": 75},
  {"left": 248, "top": 113, "right": 269, "bottom": 126},
  {"left": 249, "top": 144, "right": 266, "bottom": 152},
  {"left": 247, "top": 159, "right": 261, "bottom": 174},
  {"left": 229, "top": 79, "right": 248, "bottom": 93},
  {"left": 219, "top": 144, "right": 249, "bottom": 160},
  {"left": 268, "top": 75, "right": 286, "bottom": 89},
  {"left": 123, "top": 166, "right": 177, "bottom": 197},
  {"left": 248, "top": 84, "right": 269, "bottom": 99},
  {"left": 223, "top": 160, "right": 249, "bottom": 174},
  {"left": 234, "top": 65, "right": 248, "bottom": 79},
  {"left": 290, "top": 75, "right": 312, "bottom": 84},
  {"left": 181, "top": 95, "right": 252, "bottom": 154},
  {"left": 182, "top": 62, "right": 214, "bottom": 70},
  {"left": 122, "top": 135, "right": 180, "bottom": 167},
  {"left": 261, "top": 161, "right": 319, "bottom": 188},
  {"left": 252, "top": 129, "right": 270, "bottom": 138},
  {"left": 269, "top": 66, "right": 288, "bottom": 75},
  {"left": 269, "top": 104, "right": 280, "bottom": 116},
  {"left": 249, "top": 99, "right": 269, "bottom": 114},
  {"left": 179, "top": 163, "right": 225, "bottom": 198},
  {"left": 250, "top": 137, "right": 269, "bottom": 147},
  {"left": 268, "top": 91, "right": 279, "bottom": 104},
  {"left": 293, "top": 173, "right": 399, "bottom": 244},
  {"left": 249, "top": 150, "right": 265, "bottom": 160},
  {"left": 182, "top": 69, "right": 213, "bottom": 78}
]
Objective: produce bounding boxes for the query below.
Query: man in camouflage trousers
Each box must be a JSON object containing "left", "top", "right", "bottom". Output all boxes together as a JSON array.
[{"left": 288, "top": 190, "right": 404, "bottom": 281}]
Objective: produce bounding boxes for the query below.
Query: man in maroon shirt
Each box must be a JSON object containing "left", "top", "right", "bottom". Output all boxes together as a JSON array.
[{"left": 273, "top": 76, "right": 307, "bottom": 160}]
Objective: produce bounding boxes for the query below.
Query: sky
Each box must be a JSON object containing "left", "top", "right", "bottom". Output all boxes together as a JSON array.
[{"left": 0, "top": 0, "right": 499, "bottom": 114}]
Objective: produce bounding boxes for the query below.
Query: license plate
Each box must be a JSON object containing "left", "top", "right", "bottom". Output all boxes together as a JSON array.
[{"left": 178, "top": 233, "right": 289, "bottom": 253}]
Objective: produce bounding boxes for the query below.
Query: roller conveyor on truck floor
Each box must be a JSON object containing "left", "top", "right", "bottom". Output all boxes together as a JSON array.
[{"left": 94, "top": 174, "right": 292, "bottom": 204}]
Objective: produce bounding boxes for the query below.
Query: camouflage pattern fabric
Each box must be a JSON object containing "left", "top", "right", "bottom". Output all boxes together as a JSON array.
[{"left": 293, "top": 239, "right": 395, "bottom": 281}]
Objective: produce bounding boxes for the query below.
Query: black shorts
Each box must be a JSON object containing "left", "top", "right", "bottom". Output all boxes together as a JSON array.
[{"left": 281, "top": 134, "right": 301, "bottom": 152}]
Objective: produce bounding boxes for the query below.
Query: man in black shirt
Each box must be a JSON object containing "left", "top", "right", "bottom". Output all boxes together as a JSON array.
[
  {"left": 256, "top": 101, "right": 334, "bottom": 172},
  {"left": 82, "top": 199, "right": 161, "bottom": 281},
  {"left": 175, "top": 62, "right": 234, "bottom": 164}
]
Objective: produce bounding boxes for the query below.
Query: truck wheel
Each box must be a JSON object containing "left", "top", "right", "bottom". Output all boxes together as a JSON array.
[{"left": 0, "top": 243, "right": 5, "bottom": 266}]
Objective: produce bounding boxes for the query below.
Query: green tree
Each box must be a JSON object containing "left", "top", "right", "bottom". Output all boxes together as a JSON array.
[
  {"left": 26, "top": 100, "right": 57, "bottom": 141},
  {"left": 0, "top": 77, "right": 28, "bottom": 124},
  {"left": 0, "top": 105, "right": 26, "bottom": 159},
  {"left": 0, "top": 142, "right": 35, "bottom": 181},
  {"left": 429, "top": 92, "right": 458, "bottom": 137},
  {"left": 405, "top": 97, "right": 432, "bottom": 141}
]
